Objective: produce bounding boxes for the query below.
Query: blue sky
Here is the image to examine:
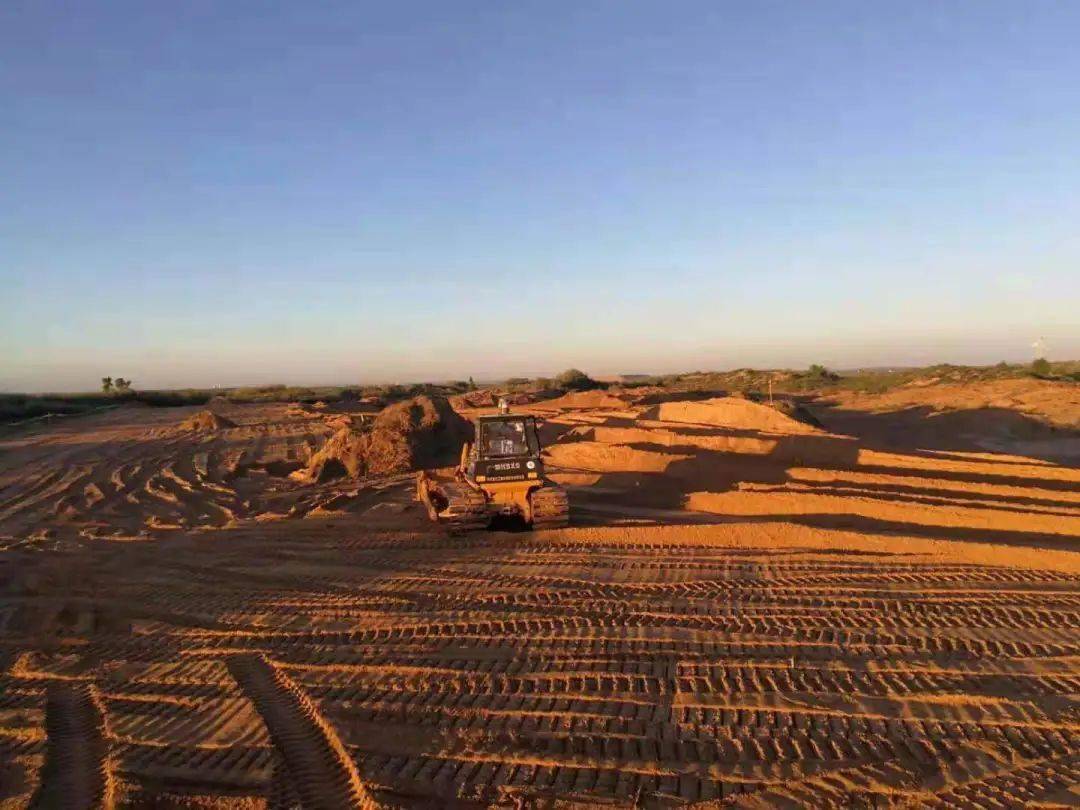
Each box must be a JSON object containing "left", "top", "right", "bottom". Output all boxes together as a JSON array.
[{"left": 3, "top": 1, "right": 1078, "bottom": 391}]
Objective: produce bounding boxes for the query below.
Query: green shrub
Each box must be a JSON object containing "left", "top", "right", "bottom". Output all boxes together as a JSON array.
[{"left": 555, "top": 368, "right": 599, "bottom": 391}]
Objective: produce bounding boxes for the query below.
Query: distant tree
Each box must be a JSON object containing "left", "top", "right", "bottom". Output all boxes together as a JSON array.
[
  {"left": 407, "top": 382, "right": 437, "bottom": 397},
  {"left": 804, "top": 364, "right": 839, "bottom": 387},
  {"left": 467, "top": 376, "right": 478, "bottom": 391},
  {"left": 1031, "top": 357, "right": 1052, "bottom": 377},
  {"left": 338, "top": 387, "right": 360, "bottom": 402},
  {"left": 101, "top": 376, "right": 113, "bottom": 393},
  {"left": 556, "top": 368, "right": 598, "bottom": 391},
  {"left": 114, "top": 377, "right": 133, "bottom": 393}
]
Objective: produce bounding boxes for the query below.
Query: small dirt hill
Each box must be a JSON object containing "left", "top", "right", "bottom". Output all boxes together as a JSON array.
[
  {"left": 293, "top": 396, "right": 471, "bottom": 483},
  {"left": 179, "top": 410, "right": 236, "bottom": 432},
  {"left": 642, "top": 396, "right": 822, "bottom": 434},
  {"left": 540, "top": 390, "right": 629, "bottom": 410}
]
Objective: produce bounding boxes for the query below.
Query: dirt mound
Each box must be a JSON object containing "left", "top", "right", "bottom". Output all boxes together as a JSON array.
[
  {"left": 540, "top": 389, "right": 629, "bottom": 410},
  {"left": 450, "top": 389, "right": 498, "bottom": 409},
  {"left": 178, "top": 409, "right": 235, "bottom": 432},
  {"left": 643, "top": 396, "right": 822, "bottom": 434},
  {"left": 293, "top": 395, "right": 470, "bottom": 483}
]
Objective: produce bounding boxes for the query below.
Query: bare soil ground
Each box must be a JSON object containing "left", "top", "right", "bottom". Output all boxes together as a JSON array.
[{"left": 1, "top": 381, "right": 1078, "bottom": 808}]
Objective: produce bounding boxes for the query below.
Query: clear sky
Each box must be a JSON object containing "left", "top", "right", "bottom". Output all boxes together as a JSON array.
[{"left": 3, "top": 1, "right": 1078, "bottom": 392}]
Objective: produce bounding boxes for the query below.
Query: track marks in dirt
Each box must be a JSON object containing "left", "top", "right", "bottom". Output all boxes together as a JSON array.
[
  {"left": 227, "top": 653, "right": 381, "bottom": 810},
  {"left": 30, "top": 683, "right": 113, "bottom": 810},
  {"left": 4, "top": 522, "right": 1079, "bottom": 805},
  {"left": 924, "top": 751, "right": 1080, "bottom": 808},
  {"left": 0, "top": 405, "right": 332, "bottom": 546}
]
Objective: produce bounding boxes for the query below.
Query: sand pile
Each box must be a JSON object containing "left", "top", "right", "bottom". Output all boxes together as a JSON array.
[
  {"left": 643, "top": 396, "right": 822, "bottom": 434},
  {"left": 178, "top": 410, "right": 236, "bottom": 432},
  {"left": 292, "top": 396, "right": 470, "bottom": 483},
  {"left": 540, "top": 389, "right": 629, "bottom": 410}
]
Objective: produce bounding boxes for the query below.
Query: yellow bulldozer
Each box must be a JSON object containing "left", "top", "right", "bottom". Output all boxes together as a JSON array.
[{"left": 416, "top": 408, "right": 569, "bottom": 531}]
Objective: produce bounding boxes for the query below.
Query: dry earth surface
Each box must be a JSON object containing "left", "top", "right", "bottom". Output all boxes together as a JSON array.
[{"left": 1, "top": 381, "right": 1078, "bottom": 808}]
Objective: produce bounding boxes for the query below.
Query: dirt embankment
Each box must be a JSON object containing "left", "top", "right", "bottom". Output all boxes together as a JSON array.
[
  {"left": 836, "top": 377, "right": 1080, "bottom": 428},
  {"left": 813, "top": 378, "right": 1080, "bottom": 461},
  {"left": 292, "top": 396, "right": 471, "bottom": 483}
]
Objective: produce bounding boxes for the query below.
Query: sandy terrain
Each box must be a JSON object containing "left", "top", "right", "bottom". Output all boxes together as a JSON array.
[{"left": 0, "top": 382, "right": 1078, "bottom": 807}]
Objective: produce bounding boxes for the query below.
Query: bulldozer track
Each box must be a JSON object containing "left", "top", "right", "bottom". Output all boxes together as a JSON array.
[
  {"left": 417, "top": 474, "right": 490, "bottom": 532},
  {"left": 530, "top": 484, "right": 570, "bottom": 529},
  {"left": 30, "top": 683, "right": 114, "bottom": 810}
]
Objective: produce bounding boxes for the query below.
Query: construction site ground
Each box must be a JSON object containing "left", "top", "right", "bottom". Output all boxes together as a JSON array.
[{"left": 1, "top": 381, "right": 1078, "bottom": 808}]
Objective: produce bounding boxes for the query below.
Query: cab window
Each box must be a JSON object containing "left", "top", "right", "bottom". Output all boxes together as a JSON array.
[{"left": 482, "top": 419, "right": 529, "bottom": 457}]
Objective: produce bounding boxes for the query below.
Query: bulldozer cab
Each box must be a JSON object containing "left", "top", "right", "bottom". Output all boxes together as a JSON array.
[{"left": 468, "top": 415, "right": 543, "bottom": 483}]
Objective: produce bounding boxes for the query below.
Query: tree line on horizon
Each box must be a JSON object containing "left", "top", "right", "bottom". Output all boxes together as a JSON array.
[{"left": 101, "top": 376, "right": 133, "bottom": 394}]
